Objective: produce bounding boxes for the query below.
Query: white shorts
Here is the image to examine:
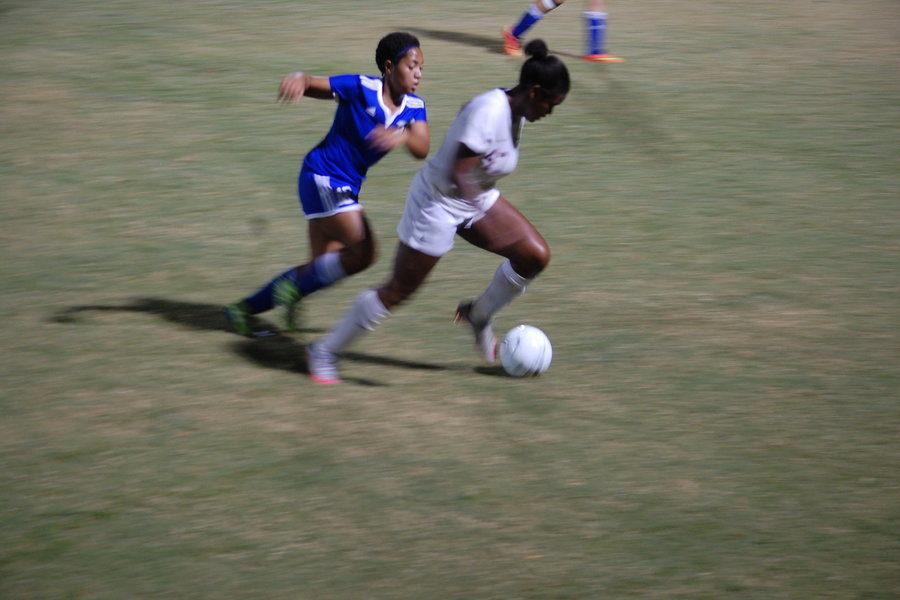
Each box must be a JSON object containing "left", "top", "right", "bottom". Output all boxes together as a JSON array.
[{"left": 397, "top": 170, "right": 500, "bottom": 257}]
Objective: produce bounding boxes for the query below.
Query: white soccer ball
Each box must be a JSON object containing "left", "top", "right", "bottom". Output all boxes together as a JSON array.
[{"left": 500, "top": 325, "right": 552, "bottom": 377}]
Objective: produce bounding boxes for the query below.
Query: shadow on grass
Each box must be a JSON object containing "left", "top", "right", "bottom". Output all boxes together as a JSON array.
[
  {"left": 408, "top": 27, "right": 589, "bottom": 62},
  {"left": 407, "top": 27, "right": 505, "bottom": 55},
  {"left": 233, "top": 344, "right": 456, "bottom": 386},
  {"left": 342, "top": 351, "right": 456, "bottom": 372},
  {"left": 50, "top": 296, "right": 327, "bottom": 334},
  {"left": 474, "top": 365, "right": 508, "bottom": 378},
  {"left": 50, "top": 297, "right": 468, "bottom": 385},
  {"left": 230, "top": 337, "right": 384, "bottom": 387}
]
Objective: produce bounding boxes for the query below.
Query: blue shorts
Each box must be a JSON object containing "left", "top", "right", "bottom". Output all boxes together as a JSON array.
[{"left": 297, "top": 168, "right": 362, "bottom": 220}]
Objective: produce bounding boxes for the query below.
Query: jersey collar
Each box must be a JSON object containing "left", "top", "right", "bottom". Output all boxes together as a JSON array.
[{"left": 377, "top": 79, "right": 409, "bottom": 127}]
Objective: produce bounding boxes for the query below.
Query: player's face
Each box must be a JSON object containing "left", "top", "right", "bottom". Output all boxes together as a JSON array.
[
  {"left": 525, "top": 89, "right": 566, "bottom": 122},
  {"left": 388, "top": 47, "right": 424, "bottom": 95}
]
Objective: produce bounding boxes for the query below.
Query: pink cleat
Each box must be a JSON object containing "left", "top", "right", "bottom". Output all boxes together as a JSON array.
[{"left": 306, "top": 343, "right": 341, "bottom": 385}]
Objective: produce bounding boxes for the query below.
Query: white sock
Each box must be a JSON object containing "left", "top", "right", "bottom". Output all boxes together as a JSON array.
[
  {"left": 315, "top": 251, "right": 346, "bottom": 285},
  {"left": 317, "top": 289, "right": 390, "bottom": 354},
  {"left": 469, "top": 259, "right": 530, "bottom": 324}
]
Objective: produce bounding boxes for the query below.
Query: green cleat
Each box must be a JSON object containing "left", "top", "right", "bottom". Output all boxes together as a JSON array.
[
  {"left": 273, "top": 278, "right": 302, "bottom": 331},
  {"left": 224, "top": 302, "right": 253, "bottom": 337}
]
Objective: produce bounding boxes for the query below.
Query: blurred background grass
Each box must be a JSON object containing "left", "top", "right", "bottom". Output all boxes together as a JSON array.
[{"left": 1, "top": 1, "right": 898, "bottom": 598}]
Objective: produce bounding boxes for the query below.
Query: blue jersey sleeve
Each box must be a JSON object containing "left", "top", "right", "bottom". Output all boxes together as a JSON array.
[
  {"left": 404, "top": 95, "right": 428, "bottom": 124},
  {"left": 328, "top": 74, "right": 360, "bottom": 102}
]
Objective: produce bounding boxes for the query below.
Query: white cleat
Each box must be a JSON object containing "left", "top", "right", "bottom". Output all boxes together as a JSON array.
[{"left": 454, "top": 301, "right": 498, "bottom": 364}]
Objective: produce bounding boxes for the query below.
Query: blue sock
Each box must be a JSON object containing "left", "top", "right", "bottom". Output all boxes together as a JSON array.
[
  {"left": 242, "top": 253, "right": 347, "bottom": 314},
  {"left": 585, "top": 11, "right": 607, "bottom": 55},
  {"left": 511, "top": 5, "right": 543, "bottom": 39},
  {"left": 296, "top": 252, "right": 346, "bottom": 296},
  {"left": 242, "top": 266, "right": 300, "bottom": 314}
]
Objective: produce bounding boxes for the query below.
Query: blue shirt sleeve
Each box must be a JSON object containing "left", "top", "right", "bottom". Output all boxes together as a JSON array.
[
  {"left": 405, "top": 95, "right": 428, "bottom": 124},
  {"left": 328, "top": 74, "right": 360, "bottom": 102},
  {"left": 411, "top": 106, "right": 427, "bottom": 124}
]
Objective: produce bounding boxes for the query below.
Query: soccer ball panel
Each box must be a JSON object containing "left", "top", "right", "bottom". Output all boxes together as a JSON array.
[{"left": 500, "top": 325, "right": 552, "bottom": 377}]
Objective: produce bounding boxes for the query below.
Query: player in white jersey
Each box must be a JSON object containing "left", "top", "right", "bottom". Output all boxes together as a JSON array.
[{"left": 306, "top": 40, "right": 570, "bottom": 384}]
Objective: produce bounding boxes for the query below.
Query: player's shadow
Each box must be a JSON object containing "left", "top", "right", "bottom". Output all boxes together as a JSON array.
[
  {"left": 50, "top": 296, "right": 323, "bottom": 335},
  {"left": 232, "top": 339, "right": 457, "bottom": 386},
  {"left": 474, "top": 365, "right": 508, "bottom": 378},
  {"left": 231, "top": 337, "right": 385, "bottom": 387},
  {"left": 407, "top": 27, "right": 505, "bottom": 55},
  {"left": 408, "top": 27, "right": 584, "bottom": 61},
  {"left": 51, "top": 297, "right": 459, "bottom": 385}
]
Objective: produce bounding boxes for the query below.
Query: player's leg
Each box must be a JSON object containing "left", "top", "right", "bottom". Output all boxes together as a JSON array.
[
  {"left": 234, "top": 211, "right": 372, "bottom": 322},
  {"left": 226, "top": 172, "right": 375, "bottom": 335},
  {"left": 455, "top": 196, "right": 550, "bottom": 360},
  {"left": 307, "top": 176, "right": 455, "bottom": 382},
  {"left": 307, "top": 243, "right": 441, "bottom": 384},
  {"left": 504, "top": 0, "right": 566, "bottom": 56},
  {"left": 583, "top": 0, "right": 622, "bottom": 62}
]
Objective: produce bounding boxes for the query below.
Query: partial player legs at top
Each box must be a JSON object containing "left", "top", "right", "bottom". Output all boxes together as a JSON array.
[
  {"left": 504, "top": 0, "right": 564, "bottom": 57},
  {"left": 503, "top": 0, "right": 622, "bottom": 63},
  {"left": 582, "top": 0, "right": 622, "bottom": 63}
]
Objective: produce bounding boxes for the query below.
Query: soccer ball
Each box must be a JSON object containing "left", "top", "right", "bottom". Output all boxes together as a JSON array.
[{"left": 500, "top": 325, "right": 552, "bottom": 377}]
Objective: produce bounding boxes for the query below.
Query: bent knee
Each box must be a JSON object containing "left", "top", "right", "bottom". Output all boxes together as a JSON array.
[
  {"left": 341, "top": 239, "right": 378, "bottom": 275},
  {"left": 515, "top": 239, "right": 551, "bottom": 278},
  {"left": 531, "top": 240, "right": 551, "bottom": 271}
]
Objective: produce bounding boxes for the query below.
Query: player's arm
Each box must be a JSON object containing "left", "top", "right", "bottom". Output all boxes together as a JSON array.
[
  {"left": 450, "top": 143, "right": 484, "bottom": 202},
  {"left": 278, "top": 72, "right": 334, "bottom": 103},
  {"left": 404, "top": 120, "right": 430, "bottom": 159},
  {"left": 367, "top": 120, "right": 430, "bottom": 159}
]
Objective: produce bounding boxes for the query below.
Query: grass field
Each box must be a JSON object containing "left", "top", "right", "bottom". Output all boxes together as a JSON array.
[{"left": 2, "top": 1, "right": 899, "bottom": 597}]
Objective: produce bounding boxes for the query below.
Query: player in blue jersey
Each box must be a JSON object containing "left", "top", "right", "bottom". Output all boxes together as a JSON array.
[{"left": 225, "top": 32, "right": 430, "bottom": 336}]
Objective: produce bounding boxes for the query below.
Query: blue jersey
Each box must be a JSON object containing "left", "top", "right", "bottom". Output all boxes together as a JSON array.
[{"left": 302, "top": 74, "right": 427, "bottom": 196}]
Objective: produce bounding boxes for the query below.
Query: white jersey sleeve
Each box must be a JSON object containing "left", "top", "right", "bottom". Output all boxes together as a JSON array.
[
  {"left": 420, "top": 88, "right": 521, "bottom": 209},
  {"left": 456, "top": 95, "right": 504, "bottom": 155}
]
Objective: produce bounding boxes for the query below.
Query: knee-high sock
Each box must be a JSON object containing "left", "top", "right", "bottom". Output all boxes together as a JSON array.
[
  {"left": 511, "top": 4, "right": 545, "bottom": 39},
  {"left": 241, "top": 252, "right": 346, "bottom": 314},
  {"left": 585, "top": 11, "right": 608, "bottom": 55},
  {"left": 296, "top": 252, "right": 347, "bottom": 296},
  {"left": 469, "top": 259, "right": 530, "bottom": 324},
  {"left": 317, "top": 289, "right": 391, "bottom": 354}
]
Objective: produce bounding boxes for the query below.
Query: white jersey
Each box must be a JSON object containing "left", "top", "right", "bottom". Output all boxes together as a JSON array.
[
  {"left": 421, "top": 88, "right": 524, "bottom": 211},
  {"left": 398, "top": 88, "right": 526, "bottom": 257}
]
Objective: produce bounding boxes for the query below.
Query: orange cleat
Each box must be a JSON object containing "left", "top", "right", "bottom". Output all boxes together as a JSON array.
[
  {"left": 503, "top": 28, "right": 523, "bottom": 57},
  {"left": 582, "top": 53, "right": 624, "bottom": 63}
]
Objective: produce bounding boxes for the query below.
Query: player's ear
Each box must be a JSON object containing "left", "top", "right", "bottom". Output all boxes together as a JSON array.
[{"left": 383, "top": 59, "right": 394, "bottom": 77}]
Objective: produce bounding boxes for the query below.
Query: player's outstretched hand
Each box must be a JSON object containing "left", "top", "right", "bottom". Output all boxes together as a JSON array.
[
  {"left": 366, "top": 125, "right": 406, "bottom": 152},
  {"left": 278, "top": 72, "right": 307, "bottom": 103}
]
